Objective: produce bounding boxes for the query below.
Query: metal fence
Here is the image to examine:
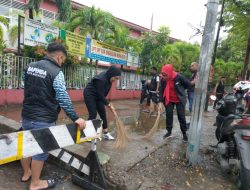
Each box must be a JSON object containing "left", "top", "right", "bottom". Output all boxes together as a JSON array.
[
  {"left": 0, "top": 54, "right": 146, "bottom": 90},
  {"left": 0, "top": 54, "right": 35, "bottom": 89}
]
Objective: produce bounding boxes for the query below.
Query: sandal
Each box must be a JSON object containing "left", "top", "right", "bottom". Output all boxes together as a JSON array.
[
  {"left": 21, "top": 175, "right": 31, "bottom": 182},
  {"left": 38, "top": 179, "right": 57, "bottom": 189}
]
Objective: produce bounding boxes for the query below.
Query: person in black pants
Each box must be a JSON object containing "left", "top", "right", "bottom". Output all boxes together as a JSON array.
[
  {"left": 148, "top": 67, "right": 160, "bottom": 105},
  {"left": 213, "top": 76, "right": 226, "bottom": 109},
  {"left": 84, "top": 66, "right": 121, "bottom": 140},
  {"left": 158, "top": 64, "right": 191, "bottom": 142},
  {"left": 140, "top": 79, "right": 147, "bottom": 105}
]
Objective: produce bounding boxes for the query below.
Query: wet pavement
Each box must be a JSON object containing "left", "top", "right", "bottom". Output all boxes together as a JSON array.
[{"left": 0, "top": 100, "right": 238, "bottom": 190}]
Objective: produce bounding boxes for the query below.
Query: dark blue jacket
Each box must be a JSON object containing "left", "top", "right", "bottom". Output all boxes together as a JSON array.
[{"left": 22, "top": 57, "right": 61, "bottom": 122}]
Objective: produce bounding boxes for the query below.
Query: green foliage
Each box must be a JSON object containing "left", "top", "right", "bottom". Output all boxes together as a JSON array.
[
  {"left": 0, "top": 41, "right": 6, "bottom": 54},
  {"left": 214, "top": 0, "right": 250, "bottom": 82},
  {"left": 140, "top": 26, "right": 200, "bottom": 76},
  {"left": 173, "top": 42, "right": 200, "bottom": 77},
  {"left": 217, "top": 34, "right": 244, "bottom": 63},
  {"left": 140, "top": 26, "right": 170, "bottom": 73},
  {"left": 104, "top": 23, "right": 142, "bottom": 53},
  {"left": 22, "top": 38, "right": 87, "bottom": 65},
  {"left": 66, "top": 6, "right": 142, "bottom": 55},
  {"left": 22, "top": 45, "right": 46, "bottom": 60},
  {"left": 0, "top": 16, "right": 9, "bottom": 54},
  {"left": 67, "top": 6, "right": 118, "bottom": 40},
  {"left": 27, "top": 0, "right": 42, "bottom": 14},
  {"left": 55, "top": 0, "right": 71, "bottom": 22},
  {"left": 213, "top": 58, "right": 242, "bottom": 85},
  {"left": 0, "top": 16, "right": 9, "bottom": 42},
  {"left": 52, "top": 21, "right": 66, "bottom": 29},
  {"left": 8, "top": 25, "right": 19, "bottom": 47},
  {"left": 27, "top": 0, "right": 71, "bottom": 21},
  {"left": 223, "top": 0, "right": 250, "bottom": 57}
]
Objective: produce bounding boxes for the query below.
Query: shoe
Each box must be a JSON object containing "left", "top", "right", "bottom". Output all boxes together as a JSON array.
[
  {"left": 103, "top": 132, "right": 115, "bottom": 140},
  {"left": 163, "top": 132, "right": 172, "bottom": 139},
  {"left": 183, "top": 134, "right": 188, "bottom": 142},
  {"left": 143, "top": 109, "right": 150, "bottom": 113}
]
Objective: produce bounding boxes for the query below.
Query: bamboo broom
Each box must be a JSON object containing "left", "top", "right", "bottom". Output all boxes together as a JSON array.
[
  {"left": 142, "top": 109, "right": 161, "bottom": 140},
  {"left": 110, "top": 104, "right": 130, "bottom": 149}
]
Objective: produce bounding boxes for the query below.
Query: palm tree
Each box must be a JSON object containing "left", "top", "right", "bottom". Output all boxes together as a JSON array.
[
  {"left": 27, "top": 0, "right": 71, "bottom": 22},
  {"left": 67, "top": 6, "right": 118, "bottom": 40}
]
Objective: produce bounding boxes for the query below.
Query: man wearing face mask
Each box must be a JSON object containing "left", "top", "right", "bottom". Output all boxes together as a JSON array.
[
  {"left": 84, "top": 66, "right": 121, "bottom": 140},
  {"left": 21, "top": 42, "right": 86, "bottom": 190}
]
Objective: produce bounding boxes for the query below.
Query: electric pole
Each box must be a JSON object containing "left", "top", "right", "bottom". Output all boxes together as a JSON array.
[{"left": 186, "top": 0, "right": 219, "bottom": 165}]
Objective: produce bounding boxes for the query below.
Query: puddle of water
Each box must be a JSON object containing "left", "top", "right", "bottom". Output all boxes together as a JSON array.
[{"left": 0, "top": 100, "right": 171, "bottom": 136}]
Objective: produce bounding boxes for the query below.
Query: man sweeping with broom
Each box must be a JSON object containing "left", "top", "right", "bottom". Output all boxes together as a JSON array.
[{"left": 83, "top": 66, "right": 121, "bottom": 140}]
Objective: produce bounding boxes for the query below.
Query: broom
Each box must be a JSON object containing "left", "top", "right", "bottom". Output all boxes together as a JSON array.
[
  {"left": 110, "top": 104, "right": 130, "bottom": 149},
  {"left": 142, "top": 109, "right": 161, "bottom": 140}
]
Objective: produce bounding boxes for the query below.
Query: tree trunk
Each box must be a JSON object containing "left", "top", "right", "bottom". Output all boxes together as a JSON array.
[
  {"left": 29, "top": 8, "right": 33, "bottom": 19},
  {"left": 241, "top": 33, "right": 250, "bottom": 80}
]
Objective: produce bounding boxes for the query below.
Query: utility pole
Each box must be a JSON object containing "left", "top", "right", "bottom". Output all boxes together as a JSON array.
[
  {"left": 186, "top": 0, "right": 219, "bottom": 165},
  {"left": 205, "top": 0, "right": 225, "bottom": 111},
  {"left": 150, "top": 12, "right": 154, "bottom": 33}
]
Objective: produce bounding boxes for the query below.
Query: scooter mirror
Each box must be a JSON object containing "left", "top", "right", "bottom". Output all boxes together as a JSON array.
[{"left": 210, "top": 95, "right": 217, "bottom": 101}]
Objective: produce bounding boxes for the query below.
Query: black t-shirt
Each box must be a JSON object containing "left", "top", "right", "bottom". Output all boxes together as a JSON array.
[
  {"left": 216, "top": 81, "right": 225, "bottom": 94},
  {"left": 150, "top": 75, "right": 160, "bottom": 91}
]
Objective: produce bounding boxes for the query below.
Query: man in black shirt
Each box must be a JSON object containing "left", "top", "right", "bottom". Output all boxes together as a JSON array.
[
  {"left": 149, "top": 67, "right": 160, "bottom": 104},
  {"left": 213, "top": 76, "right": 226, "bottom": 109}
]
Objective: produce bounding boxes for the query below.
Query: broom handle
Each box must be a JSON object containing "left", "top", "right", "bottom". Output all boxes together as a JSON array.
[{"left": 108, "top": 103, "right": 117, "bottom": 117}]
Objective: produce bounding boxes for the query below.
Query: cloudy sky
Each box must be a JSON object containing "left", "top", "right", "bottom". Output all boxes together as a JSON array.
[{"left": 75, "top": 0, "right": 210, "bottom": 43}]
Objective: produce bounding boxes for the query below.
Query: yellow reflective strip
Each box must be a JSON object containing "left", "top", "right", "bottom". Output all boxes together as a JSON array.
[
  {"left": 17, "top": 132, "right": 23, "bottom": 159},
  {"left": 76, "top": 127, "right": 81, "bottom": 144},
  {"left": 78, "top": 137, "right": 95, "bottom": 143},
  {"left": 0, "top": 156, "right": 18, "bottom": 165}
]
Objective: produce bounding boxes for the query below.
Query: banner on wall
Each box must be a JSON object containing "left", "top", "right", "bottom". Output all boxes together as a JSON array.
[
  {"left": 59, "top": 30, "right": 86, "bottom": 56},
  {"left": 24, "top": 18, "right": 59, "bottom": 46},
  {"left": 127, "top": 52, "right": 139, "bottom": 67},
  {"left": 85, "top": 38, "right": 127, "bottom": 65}
]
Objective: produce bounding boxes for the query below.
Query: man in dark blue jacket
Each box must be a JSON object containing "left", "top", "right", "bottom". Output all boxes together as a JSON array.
[
  {"left": 84, "top": 66, "right": 121, "bottom": 140},
  {"left": 21, "top": 42, "right": 85, "bottom": 190}
]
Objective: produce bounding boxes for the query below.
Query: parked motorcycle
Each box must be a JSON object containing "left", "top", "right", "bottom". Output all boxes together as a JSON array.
[{"left": 213, "top": 81, "right": 250, "bottom": 190}]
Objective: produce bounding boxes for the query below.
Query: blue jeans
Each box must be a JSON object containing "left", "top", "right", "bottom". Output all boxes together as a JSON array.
[
  {"left": 188, "top": 91, "right": 194, "bottom": 113},
  {"left": 22, "top": 118, "right": 56, "bottom": 161}
]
